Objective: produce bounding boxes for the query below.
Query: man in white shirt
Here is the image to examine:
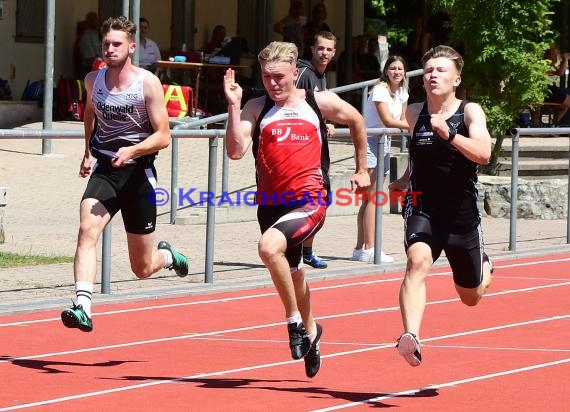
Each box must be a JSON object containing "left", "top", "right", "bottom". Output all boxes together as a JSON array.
[{"left": 139, "top": 17, "right": 162, "bottom": 73}]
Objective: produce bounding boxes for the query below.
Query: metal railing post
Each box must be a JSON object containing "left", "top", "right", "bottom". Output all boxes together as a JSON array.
[
  {"left": 101, "top": 223, "right": 111, "bottom": 294},
  {"left": 509, "top": 131, "right": 520, "bottom": 251},
  {"left": 170, "top": 134, "right": 179, "bottom": 224},
  {"left": 567, "top": 138, "right": 570, "bottom": 243},
  {"left": 373, "top": 134, "right": 386, "bottom": 265},
  {"left": 205, "top": 136, "right": 218, "bottom": 283}
]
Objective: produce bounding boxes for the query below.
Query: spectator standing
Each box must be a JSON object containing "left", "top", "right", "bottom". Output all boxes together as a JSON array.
[
  {"left": 138, "top": 17, "right": 162, "bottom": 73},
  {"left": 358, "top": 37, "right": 381, "bottom": 81},
  {"left": 295, "top": 30, "right": 337, "bottom": 269},
  {"left": 302, "top": 3, "right": 331, "bottom": 60},
  {"left": 78, "top": 12, "right": 102, "bottom": 78},
  {"left": 273, "top": 0, "right": 306, "bottom": 54},
  {"left": 353, "top": 55, "right": 409, "bottom": 264}
]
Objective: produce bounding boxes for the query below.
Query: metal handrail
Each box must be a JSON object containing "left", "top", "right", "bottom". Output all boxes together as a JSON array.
[{"left": 509, "top": 127, "right": 570, "bottom": 251}]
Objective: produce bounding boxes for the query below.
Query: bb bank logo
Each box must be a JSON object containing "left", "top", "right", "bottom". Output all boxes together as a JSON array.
[
  {"left": 273, "top": 126, "right": 310, "bottom": 142},
  {"left": 148, "top": 187, "right": 421, "bottom": 208}
]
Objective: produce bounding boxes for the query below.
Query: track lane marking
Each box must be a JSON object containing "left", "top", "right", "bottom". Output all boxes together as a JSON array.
[
  {"left": 1, "top": 314, "right": 568, "bottom": 410},
  {"left": 2, "top": 254, "right": 570, "bottom": 328},
  {"left": 1, "top": 282, "right": 570, "bottom": 363},
  {"left": 309, "top": 357, "right": 570, "bottom": 411}
]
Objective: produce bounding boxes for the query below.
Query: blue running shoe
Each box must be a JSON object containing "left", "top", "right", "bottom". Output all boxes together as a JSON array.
[
  {"left": 61, "top": 303, "right": 93, "bottom": 332},
  {"left": 158, "top": 241, "right": 189, "bottom": 277},
  {"left": 303, "top": 253, "right": 328, "bottom": 269}
]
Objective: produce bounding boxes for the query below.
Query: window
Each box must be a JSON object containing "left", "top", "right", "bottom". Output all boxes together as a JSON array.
[{"left": 15, "top": 0, "right": 46, "bottom": 43}]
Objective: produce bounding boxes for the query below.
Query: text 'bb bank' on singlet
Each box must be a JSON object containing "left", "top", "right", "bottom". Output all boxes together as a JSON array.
[
  {"left": 405, "top": 100, "right": 480, "bottom": 232},
  {"left": 252, "top": 91, "right": 330, "bottom": 206},
  {"left": 90, "top": 68, "right": 155, "bottom": 163}
]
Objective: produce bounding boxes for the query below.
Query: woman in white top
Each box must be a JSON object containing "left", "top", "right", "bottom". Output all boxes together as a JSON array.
[{"left": 353, "top": 55, "right": 410, "bottom": 263}]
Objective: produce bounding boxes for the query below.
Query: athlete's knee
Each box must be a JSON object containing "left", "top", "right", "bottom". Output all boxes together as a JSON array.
[
  {"left": 258, "top": 234, "right": 286, "bottom": 262},
  {"left": 406, "top": 249, "right": 432, "bottom": 276},
  {"left": 457, "top": 287, "right": 483, "bottom": 306},
  {"left": 291, "top": 269, "right": 306, "bottom": 284},
  {"left": 77, "top": 221, "right": 102, "bottom": 246},
  {"left": 131, "top": 262, "right": 154, "bottom": 279}
]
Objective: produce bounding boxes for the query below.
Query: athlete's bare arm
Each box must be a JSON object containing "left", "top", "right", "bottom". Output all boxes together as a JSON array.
[
  {"left": 459, "top": 102, "right": 492, "bottom": 164},
  {"left": 224, "top": 68, "right": 258, "bottom": 159},
  {"left": 314, "top": 90, "right": 370, "bottom": 191},
  {"left": 80, "top": 71, "right": 98, "bottom": 177}
]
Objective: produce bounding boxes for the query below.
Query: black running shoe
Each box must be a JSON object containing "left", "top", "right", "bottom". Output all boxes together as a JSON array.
[
  {"left": 304, "top": 323, "right": 323, "bottom": 378},
  {"left": 288, "top": 322, "right": 311, "bottom": 360},
  {"left": 397, "top": 332, "right": 422, "bottom": 367},
  {"left": 158, "top": 241, "right": 189, "bottom": 277},
  {"left": 61, "top": 303, "right": 93, "bottom": 332}
]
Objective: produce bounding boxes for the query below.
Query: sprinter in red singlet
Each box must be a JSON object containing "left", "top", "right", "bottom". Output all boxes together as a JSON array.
[{"left": 223, "top": 41, "right": 369, "bottom": 378}]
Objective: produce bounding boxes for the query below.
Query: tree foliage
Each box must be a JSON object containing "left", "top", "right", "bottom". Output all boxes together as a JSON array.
[
  {"left": 438, "top": 0, "right": 558, "bottom": 171},
  {"left": 369, "top": 0, "right": 560, "bottom": 172}
]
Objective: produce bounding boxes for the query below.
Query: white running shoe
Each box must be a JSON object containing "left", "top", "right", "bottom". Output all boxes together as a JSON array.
[
  {"left": 357, "top": 248, "right": 394, "bottom": 263},
  {"left": 351, "top": 248, "right": 363, "bottom": 261},
  {"left": 380, "top": 251, "right": 395, "bottom": 263},
  {"left": 397, "top": 332, "right": 422, "bottom": 367},
  {"left": 359, "top": 248, "right": 374, "bottom": 263}
]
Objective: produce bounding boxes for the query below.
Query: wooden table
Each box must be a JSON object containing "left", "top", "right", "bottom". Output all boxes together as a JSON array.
[{"left": 155, "top": 60, "right": 248, "bottom": 112}]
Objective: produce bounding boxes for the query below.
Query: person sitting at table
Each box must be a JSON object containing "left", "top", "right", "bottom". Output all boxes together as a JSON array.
[
  {"left": 544, "top": 43, "right": 570, "bottom": 121},
  {"left": 138, "top": 17, "right": 162, "bottom": 73},
  {"left": 205, "top": 25, "right": 227, "bottom": 54}
]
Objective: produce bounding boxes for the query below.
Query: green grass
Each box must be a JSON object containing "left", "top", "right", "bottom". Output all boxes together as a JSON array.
[{"left": 0, "top": 252, "right": 73, "bottom": 268}]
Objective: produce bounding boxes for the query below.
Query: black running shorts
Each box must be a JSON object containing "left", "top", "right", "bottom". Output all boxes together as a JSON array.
[
  {"left": 82, "top": 160, "right": 157, "bottom": 234},
  {"left": 404, "top": 214, "right": 485, "bottom": 288},
  {"left": 257, "top": 203, "right": 327, "bottom": 271}
]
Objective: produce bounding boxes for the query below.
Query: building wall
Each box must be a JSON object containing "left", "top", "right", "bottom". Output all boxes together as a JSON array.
[{"left": 0, "top": 0, "right": 363, "bottom": 99}]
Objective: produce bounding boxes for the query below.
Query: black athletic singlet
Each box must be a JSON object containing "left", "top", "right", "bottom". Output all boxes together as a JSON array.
[{"left": 404, "top": 100, "right": 480, "bottom": 233}]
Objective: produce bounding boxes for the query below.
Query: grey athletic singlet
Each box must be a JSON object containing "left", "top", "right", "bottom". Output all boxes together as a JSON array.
[{"left": 90, "top": 68, "right": 155, "bottom": 163}]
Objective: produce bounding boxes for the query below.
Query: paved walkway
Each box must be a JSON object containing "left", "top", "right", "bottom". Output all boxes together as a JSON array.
[{"left": 1, "top": 122, "right": 569, "bottom": 314}]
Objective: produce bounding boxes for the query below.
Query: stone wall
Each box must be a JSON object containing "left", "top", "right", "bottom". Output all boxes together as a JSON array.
[{"left": 478, "top": 176, "right": 568, "bottom": 219}]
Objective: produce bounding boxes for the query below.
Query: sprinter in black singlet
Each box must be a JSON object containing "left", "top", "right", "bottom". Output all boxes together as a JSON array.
[
  {"left": 61, "top": 16, "right": 189, "bottom": 334},
  {"left": 389, "top": 45, "right": 493, "bottom": 367}
]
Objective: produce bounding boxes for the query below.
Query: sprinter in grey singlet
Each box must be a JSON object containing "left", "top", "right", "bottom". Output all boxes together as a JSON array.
[{"left": 61, "top": 16, "right": 189, "bottom": 334}]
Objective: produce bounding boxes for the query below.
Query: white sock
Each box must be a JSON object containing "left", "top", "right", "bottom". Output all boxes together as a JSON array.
[
  {"left": 75, "top": 281, "right": 93, "bottom": 318},
  {"left": 307, "top": 322, "right": 318, "bottom": 343},
  {"left": 160, "top": 248, "right": 173, "bottom": 268},
  {"left": 286, "top": 312, "right": 302, "bottom": 325}
]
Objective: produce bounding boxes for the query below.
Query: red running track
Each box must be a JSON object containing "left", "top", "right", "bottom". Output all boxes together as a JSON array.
[{"left": 1, "top": 252, "right": 569, "bottom": 411}]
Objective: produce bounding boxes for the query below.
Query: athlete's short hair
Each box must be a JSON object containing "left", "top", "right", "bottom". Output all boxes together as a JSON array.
[
  {"left": 258, "top": 41, "right": 298, "bottom": 67},
  {"left": 422, "top": 45, "right": 464, "bottom": 74},
  {"left": 313, "top": 31, "right": 337, "bottom": 47},
  {"left": 101, "top": 16, "right": 136, "bottom": 41}
]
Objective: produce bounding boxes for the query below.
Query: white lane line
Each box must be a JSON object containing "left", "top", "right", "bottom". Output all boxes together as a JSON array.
[
  {"left": 2, "top": 254, "right": 570, "bottom": 328},
  {"left": 1, "top": 283, "right": 570, "bottom": 364},
  {"left": 1, "top": 315, "right": 569, "bottom": 411},
  {"left": 424, "top": 344, "right": 570, "bottom": 353},
  {"left": 309, "top": 357, "right": 570, "bottom": 412}
]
